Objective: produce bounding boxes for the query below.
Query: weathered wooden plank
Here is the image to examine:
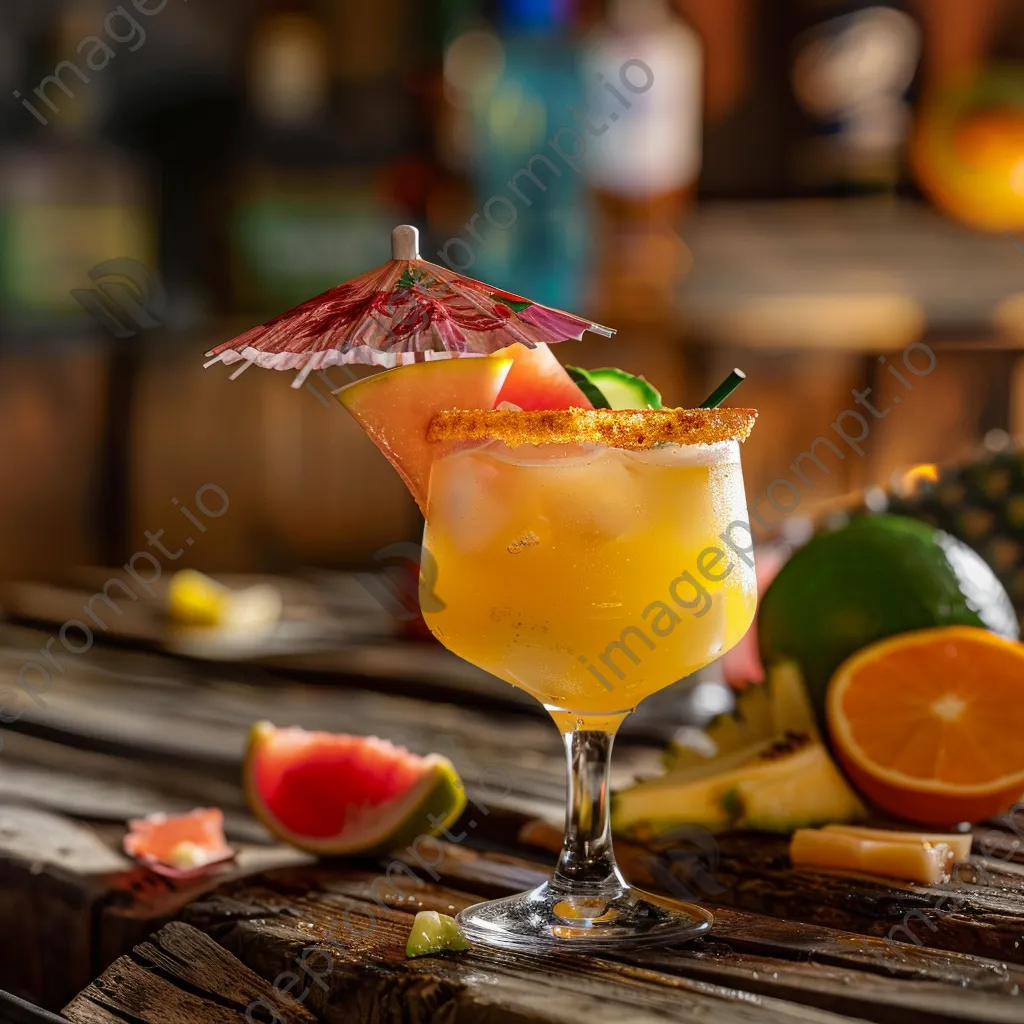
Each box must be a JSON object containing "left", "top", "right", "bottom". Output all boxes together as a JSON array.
[
  {"left": 166, "top": 851, "right": 1023, "bottom": 1024},
  {"left": 707, "top": 907, "right": 1024, "bottom": 989},
  {"left": 4, "top": 606, "right": 1024, "bottom": 1022},
  {"left": 0, "top": 800, "right": 311, "bottom": 1011},
  {"left": 43, "top": 829, "right": 1024, "bottom": 1024},
  {"left": 0, "top": 576, "right": 517, "bottom": 707},
  {"left": 685, "top": 833, "right": 1024, "bottom": 969},
  {"left": 0, "top": 620, "right": 601, "bottom": 821},
  {"left": 380, "top": 840, "right": 1024, "bottom": 1021},
  {"left": 0, "top": 730, "right": 262, "bottom": 838},
  {"left": 0, "top": 584, "right": 704, "bottom": 740},
  {"left": 614, "top": 947, "right": 1024, "bottom": 1024},
  {"left": 181, "top": 881, "right": 870, "bottom": 1024},
  {"left": 6, "top": 736, "right": 1024, "bottom": 1021},
  {"left": 0, "top": 806, "right": 123, "bottom": 1009},
  {"left": 63, "top": 922, "right": 317, "bottom": 1024},
  {"left": 520, "top": 821, "right": 1024, "bottom": 967}
]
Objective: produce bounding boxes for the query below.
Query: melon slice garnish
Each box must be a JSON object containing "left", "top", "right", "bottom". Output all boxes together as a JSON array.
[
  {"left": 494, "top": 342, "right": 592, "bottom": 411},
  {"left": 243, "top": 722, "right": 466, "bottom": 856},
  {"left": 336, "top": 356, "right": 512, "bottom": 515}
]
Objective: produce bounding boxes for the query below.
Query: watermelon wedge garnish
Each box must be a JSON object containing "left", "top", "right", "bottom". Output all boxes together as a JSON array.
[
  {"left": 123, "top": 808, "right": 236, "bottom": 878},
  {"left": 243, "top": 722, "right": 466, "bottom": 856},
  {"left": 336, "top": 356, "right": 512, "bottom": 514},
  {"left": 494, "top": 343, "right": 593, "bottom": 411}
]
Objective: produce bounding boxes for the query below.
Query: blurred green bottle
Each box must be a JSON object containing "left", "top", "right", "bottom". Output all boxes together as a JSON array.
[
  {"left": 0, "top": 0, "right": 153, "bottom": 335},
  {"left": 230, "top": 0, "right": 404, "bottom": 315}
]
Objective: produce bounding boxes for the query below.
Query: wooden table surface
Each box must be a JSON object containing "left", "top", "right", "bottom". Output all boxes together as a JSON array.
[{"left": 1, "top": 573, "right": 1024, "bottom": 1024}]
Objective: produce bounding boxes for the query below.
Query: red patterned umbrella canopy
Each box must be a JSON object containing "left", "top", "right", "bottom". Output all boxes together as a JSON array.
[{"left": 205, "top": 226, "right": 613, "bottom": 386}]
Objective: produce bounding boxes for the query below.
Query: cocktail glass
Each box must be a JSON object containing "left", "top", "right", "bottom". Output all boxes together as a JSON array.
[{"left": 421, "top": 409, "right": 757, "bottom": 950}]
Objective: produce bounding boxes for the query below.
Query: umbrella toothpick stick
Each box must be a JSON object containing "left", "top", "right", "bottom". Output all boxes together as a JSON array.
[
  {"left": 392, "top": 224, "right": 420, "bottom": 261},
  {"left": 291, "top": 354, "right": 321, "bottom": 390}
]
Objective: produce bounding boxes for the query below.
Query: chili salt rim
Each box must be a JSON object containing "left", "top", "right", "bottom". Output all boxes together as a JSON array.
[{"left": 427, "top": 408, "right": 757, "bottom": 449}]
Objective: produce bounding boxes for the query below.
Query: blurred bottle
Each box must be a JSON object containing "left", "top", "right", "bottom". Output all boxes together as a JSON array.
[
  {"left": 0, "top": 14, "right": 21, "bottom": 142},
  {"left": 231, "top": 0, "right": 399, "bottom": 314},
  {"left": 787, "top": 1, "right": 922, "bottom": 195},
  {"left": 101, "top": 0, "right": 240, "bottom": 326},
  {"left": 0, "top": 0, "right": 153, "bottom": 334},
  {"left": 582, "top": 0, "right": 702, "bottom": 322},
  {"left": 452, "top": 0, "right": 589, "bottom": 309}
]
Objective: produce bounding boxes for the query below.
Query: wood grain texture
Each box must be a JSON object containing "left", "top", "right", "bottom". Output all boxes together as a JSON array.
[
  {"left": 0, "top": 806, "right": 119, "bottom": 1007},
  {"left": 2, "top": 598, "right": 1023, "bottom": 1022},
  {"left": 178, "top": 875, "right": 866, "bottom": 1024},
  {"left": 147, "top": 854, "right": 1021, "bottom": 1024},
  {"left": 0, "top": 618, "right": 623, "bottom": 822},
  {"left": 63, "top": 922, "right": 318, "bottom": 1024},
  {"left": 520, "top": 820, "right": 1024, "bottom": 967}
]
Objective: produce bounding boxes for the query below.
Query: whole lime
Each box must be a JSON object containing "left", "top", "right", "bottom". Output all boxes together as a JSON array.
[{"left": 758, "top": 515, "right": 1019, "bottom": 725}]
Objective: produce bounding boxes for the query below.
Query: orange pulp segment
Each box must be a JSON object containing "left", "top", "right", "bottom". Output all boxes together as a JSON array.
[{"left": 828, "top": 627, "right": 1024, "bottom": 825}]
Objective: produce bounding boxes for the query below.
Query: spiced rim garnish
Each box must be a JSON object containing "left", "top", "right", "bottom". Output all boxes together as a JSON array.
[{"left": 427, "top": 408, "right": 757, "bottom": 449}]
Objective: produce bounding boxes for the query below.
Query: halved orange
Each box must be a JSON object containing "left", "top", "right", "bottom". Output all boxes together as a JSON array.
[{"left": 828, "top": 627, "right": 1024, "bottom": 826}]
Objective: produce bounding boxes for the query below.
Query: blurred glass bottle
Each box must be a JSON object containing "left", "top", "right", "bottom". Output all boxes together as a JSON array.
[
  {"left": 787, "top": 1, "right": 922, "bottom": 195},
  {"left": 231, "top": 0, "right": 399, "bottom": 314},
  {"left": 581, "top": 0, "right": 703, "bottom": 322},
  {"left": 0, "top": 13, "right": 20, "bottom": 143},
  {"left": 100, "top": 0, "right": 240, "bottom": 327},
  {"left": 0, "top": 0, "right": 153, "bottom": 335},
  {"left": 454, "top": 0, "right": 589, "bottom": 310}
]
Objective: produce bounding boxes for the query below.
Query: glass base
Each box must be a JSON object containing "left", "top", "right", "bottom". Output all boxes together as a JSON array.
[{"left": 456, "top": 880, "right": 713, "bottom": 952}]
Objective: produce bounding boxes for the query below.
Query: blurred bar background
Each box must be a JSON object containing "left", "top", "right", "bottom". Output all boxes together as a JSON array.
[{"left": 2, "top": 0, "right": 1024, "bottom": 579}]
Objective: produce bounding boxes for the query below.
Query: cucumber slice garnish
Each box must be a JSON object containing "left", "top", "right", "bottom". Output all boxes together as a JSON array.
[
  {"left": 566, "top": 367, "right": 611, "bottom": 409},
  {"left": 405, "top": 910, "right": 471, "bottom": 957},
  {"left": 567, "top": 367, "right": 663, "bottom": 410}
]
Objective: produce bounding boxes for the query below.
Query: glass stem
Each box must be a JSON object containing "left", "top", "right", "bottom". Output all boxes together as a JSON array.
[{"left": 553, "top": 723, "right": 628, "bottom": 894}]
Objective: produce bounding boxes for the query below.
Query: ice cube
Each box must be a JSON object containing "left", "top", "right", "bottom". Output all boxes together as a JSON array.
[
  {"left": 489, "top": 442, "right": 603, "bottom": 467},
  {"left": 622, "top": 440, "right": 734, "bottom": 468},
  {"left": 503, "top": 642, "right": 572, "bottom": 700},
  {"left": 431, "top": 452, "right": 512, "bottom": 553},
  {"left": 550, "top": 452, "right": 646, "bottom": 543}
]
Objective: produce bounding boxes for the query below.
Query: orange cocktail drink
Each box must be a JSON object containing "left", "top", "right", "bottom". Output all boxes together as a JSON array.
[
  {"left": 419, "top": 408, "right": 757, "bottom": 952},
  {"left": 423, "top": 433, "right": 756, "bottom": 726}
]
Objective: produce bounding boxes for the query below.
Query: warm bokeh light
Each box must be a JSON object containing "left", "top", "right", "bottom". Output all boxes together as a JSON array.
[{"left": 899, "top": 463, "right": 941, "bottom": 495}]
